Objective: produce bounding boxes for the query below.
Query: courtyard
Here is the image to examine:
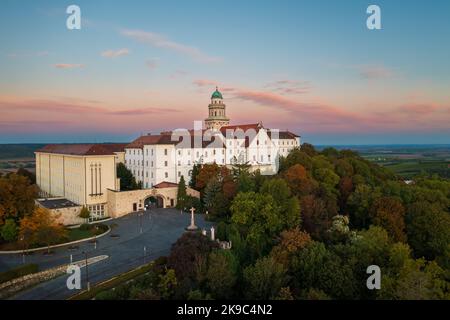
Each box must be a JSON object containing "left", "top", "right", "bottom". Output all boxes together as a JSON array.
[{"left": 0, "top": 208, "right": 213, "bottom": 300}]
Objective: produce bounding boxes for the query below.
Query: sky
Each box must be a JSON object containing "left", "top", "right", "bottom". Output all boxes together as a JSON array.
[{"left": 0, "top": 0, "right": 449, "bottom": 145}]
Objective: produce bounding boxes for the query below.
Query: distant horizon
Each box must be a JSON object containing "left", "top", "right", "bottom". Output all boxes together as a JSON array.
[{"left": 1, "top": 1, "right": 449, "bottom": 144}]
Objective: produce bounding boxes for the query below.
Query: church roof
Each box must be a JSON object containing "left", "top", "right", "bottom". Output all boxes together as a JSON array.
[
  {"left": 126, "top": 134, "right": 178, "bottom": 148},
  {"left": 36, "top": 143, "right": 127, "bottom": 156},
  {"left": 211, "top": 88, "right": 223, "bottom": 99}
]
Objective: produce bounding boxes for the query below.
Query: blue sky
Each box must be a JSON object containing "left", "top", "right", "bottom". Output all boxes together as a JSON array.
[{"left": 0, "top": 0, "right": 449, "bottom": 144}]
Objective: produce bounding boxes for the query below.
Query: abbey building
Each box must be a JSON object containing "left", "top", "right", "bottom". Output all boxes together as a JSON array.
[{"left": 34, "top": 89, "right": 300, "bottom": 224}]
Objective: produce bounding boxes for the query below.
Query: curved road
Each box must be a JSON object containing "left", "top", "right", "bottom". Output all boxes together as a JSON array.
[{"left": 0, "top": 209, "right": 212, "bottom": 300}]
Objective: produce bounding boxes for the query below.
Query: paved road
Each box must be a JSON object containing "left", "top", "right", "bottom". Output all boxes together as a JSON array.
[{"left": 0, "top": 209, "right": 212, "bottom": 300}]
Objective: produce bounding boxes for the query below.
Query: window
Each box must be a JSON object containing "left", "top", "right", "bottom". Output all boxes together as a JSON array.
[
  {"left": 165, "top": 172, "right": 168, "bottom": 178},
  {"left": 268, "top": 155, "right": 271, "bottom": 161},
  {"left": 213, "top": 149, "right": 216, "bottom": 155},
  {"left": 146, "top": 171, "right": 148, "bottom": 178},
  {"left": 164, "top": 149, "right": 168, "bottom": 156},
  {"left": 196, "top": 151, "right": 199, "bottom": 158},
  {"left": 146, "top": 149, "right": 148, "bottom": 156},
  {"left": 178, "top": 171, "right": 181, "bottom": 177},
  {"left": 205, "top": 151, "right": 208, "bottom": 157},
  {"left": 178, "top": 150, "right": 181, "bottom": 156},
  {"left": 178, "top": 161, "right": 181, "bottom": 166},
  {"left": 151, "top": 161, "right": 153, "bottom": 167},
  {"left": 151, "top": 172, "right": 154, "bottom": 178},
  {"left": 146, "top": 161, "right": 148, "bottom": 166},
  {"left": 151, "top": 149, "right": 154, "bottom": 156},
  {"left": 165, "top": 161, "right": 168, "bottom": 167}
]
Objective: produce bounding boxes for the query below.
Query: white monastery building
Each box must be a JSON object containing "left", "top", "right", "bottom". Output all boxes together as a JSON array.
[
  {"left": 124, "top": 88, "right": 300, "bottom": 188},
  {"left": 35, "top": 88, "right": 300, "bottom": 224}
]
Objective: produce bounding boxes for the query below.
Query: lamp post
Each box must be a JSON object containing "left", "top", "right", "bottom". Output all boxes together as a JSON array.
[
  {"left": 82, "top": 251, "right": 90, "bottom": 291},
  {"left": 20, "top": 236, "right": 25, "bottom": 264},
  {"left": 136, "top": 210, "right": 144, "bottom": 234}
]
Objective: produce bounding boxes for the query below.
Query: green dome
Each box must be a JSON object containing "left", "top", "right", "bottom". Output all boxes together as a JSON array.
[{"left": 211, "top": 87, "right": 223, "bottom": 99}]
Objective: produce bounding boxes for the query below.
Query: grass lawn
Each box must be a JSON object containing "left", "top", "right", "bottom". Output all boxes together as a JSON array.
[{"left": 0, "top": 224, "right": 109, "bottom": 251}]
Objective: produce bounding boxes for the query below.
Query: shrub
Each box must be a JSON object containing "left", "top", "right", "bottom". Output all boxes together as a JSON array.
[{"left": 0, "top": 264, "right": 39, "bottom": 284}]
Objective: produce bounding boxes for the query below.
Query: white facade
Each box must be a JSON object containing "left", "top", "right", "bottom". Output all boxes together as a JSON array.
[{"left": 125, "top": 90, "right": 301, "bottom": 187}]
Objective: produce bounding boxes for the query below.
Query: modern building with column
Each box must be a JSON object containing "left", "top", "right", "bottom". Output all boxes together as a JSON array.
[{"left": 35, "top": 144, "right": 126, "bottom": 220}]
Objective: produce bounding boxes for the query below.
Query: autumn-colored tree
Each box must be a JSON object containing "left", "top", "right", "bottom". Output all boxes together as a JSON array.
[
  {"left": 370, "top": 196, "right": 407, "bottom": 243},
  {"left": 195, "top": 163, "right": 230, "bottom": 191},
  {"left": 283, "top": 164, "right": 318, "bottom": 197},
  {"left": 300, "top": 195, "right": 332, "bottom": 240},
  {"left": 270, "top": 227, "right": 311, "bottom": 267},
  {"left": 338, "top": 176, "right": 354, "bottom": 212},
  {"left": 0, "top": 173, "right": 38, "bottom": 220},
  {"left": 19, "top": 207, "right": 67, "bottom": 252}
]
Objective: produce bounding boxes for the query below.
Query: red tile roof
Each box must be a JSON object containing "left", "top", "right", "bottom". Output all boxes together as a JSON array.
[
  {"left": 36, "top": 143, "right": 127, "bottom": 156},
  {"left": 126, "top": 134, "right": 179, "bottom": 148},
  {"left": 153, "top": 181, "right": 179, "bottom": 188}
]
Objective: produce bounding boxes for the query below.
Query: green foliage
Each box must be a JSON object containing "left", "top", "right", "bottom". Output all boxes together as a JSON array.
[
  {"left": 0, "top": 264, "right": 39, "bottom": 284},
  {"left": 189, "top": 164, "right": 201, "bottom": 189},
  {"left": 176, "top": 175, "right": 187, "bottom": 209},
  {"left": 206, "top": 250, "right": 238, "bottom": 299},
  {"left": 243, "top": 256, "right": 287, "bottom": 299},
  {"left": 406, "top": 201, "right": 450, "bottom": 262},
  {"left": 117, "top": 163, "right": 139, "bottom": 191},
  {"left": 291, "top": 241, "right": 357, "bottom": 299},
  {"left": 78, "top": 206, "right": 90, "bottom": 220},
  {"left": 1, "top": 219, "right": 18, "bottom": 242},
  {"left": 158, "top": 269, "right": 178, "bottom": 299}
]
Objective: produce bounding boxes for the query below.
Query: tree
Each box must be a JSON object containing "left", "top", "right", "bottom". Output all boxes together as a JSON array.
[
  {"left": 176, "top": 175, "right": 187, "bottom": 209},
  {"left": 370, "top": 196, "right": 407, "bottom": 242},
  {"left": 195, "top": 163, "right": 228, "bottom": 191},
  {"left": 158, "top": 269, "right": 178, "bottom": 300},
  {"left": 243, "top": 256, "right": 287, "bottom": 299},
  {"left": 19, "top": 207, "right": 67, "bottom": 253},
  {"left": 16, "top": 168, "right": 36, "bottom": 184},
  {"left": 270, "top": 227, "right": 311, "bottom": 267},
  {"left": 379, "top": 243, "right": 448, "bottom": 300},
  {"left": 291, "top": 241, "right": 357, "bottom": 299},
  {"left": 168, "top": 232, "right": 218, "bottom": 283},
  {"left": 116, "top": 163, "right": 139, "bottom": 191},
  {"left": 406, "top": 201, "right": 450, "bottom": 261},
  {"left": 300, "top": 195, "right": 332, "bottom": 240},
  {"left": 1, "top": 219, "right": 18, "bottom": 242},
  {"left": 78, "top": 206, "right": 91, "bottom": 222},
  {"left": 189, "top": 164, "right": 201, "bottom": 189},
  {"left": 282, "top": 164, "right": 318, "bottom": 197},
  {"left": 206, "top": 250, "right": 238, "bottom": 299},
  {"left": 347, "top": 184, "right": 381, "bottom": 228},
  {"left": 0, "top": 173, "right": 38, "bottom": 220}
]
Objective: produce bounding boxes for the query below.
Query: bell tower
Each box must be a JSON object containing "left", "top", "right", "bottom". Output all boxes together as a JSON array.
[{"left": 204, "top": 87, "right": 230, "bottom": 130}]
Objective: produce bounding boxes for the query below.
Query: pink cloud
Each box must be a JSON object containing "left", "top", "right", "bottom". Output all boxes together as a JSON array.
[
  {"left": 121, "top": 29, "right": 222, "bottom": 63},
  {"left": 397, "top": 103, "right": 439, "bottom": 115},
  {"left": 53, "top": 63, "right": 84, "bottom": 69},
  {"left": 101, "top": 48, "right": 130, "bottom": 58}
]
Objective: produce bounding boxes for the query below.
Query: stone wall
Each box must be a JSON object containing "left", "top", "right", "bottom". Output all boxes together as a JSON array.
[{"left": 106, "top": 187, "right": 200, "bottom": 218}]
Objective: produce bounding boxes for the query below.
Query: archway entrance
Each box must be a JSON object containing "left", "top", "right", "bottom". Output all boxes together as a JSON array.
[{"left": 144, "top": 195, "right": 164, "bottom": 209}]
